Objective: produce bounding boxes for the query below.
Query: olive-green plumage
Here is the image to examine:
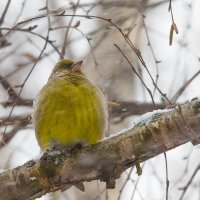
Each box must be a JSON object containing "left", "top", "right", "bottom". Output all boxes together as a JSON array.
[{"left": 33, "top": 60, "right": 108, "bottom": 150}]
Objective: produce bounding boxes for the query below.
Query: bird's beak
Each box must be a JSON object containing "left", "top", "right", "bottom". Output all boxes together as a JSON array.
[{"left": 71, "top": 60, "right": 83, "bottom": 72}]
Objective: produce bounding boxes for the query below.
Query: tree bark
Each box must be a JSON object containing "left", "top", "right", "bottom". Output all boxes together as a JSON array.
[{"left": 0, "top": 98, "right": 200, "bottom": 200}]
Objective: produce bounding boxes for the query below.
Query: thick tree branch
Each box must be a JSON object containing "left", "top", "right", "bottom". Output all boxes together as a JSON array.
[
  {"left": 0, "top": 98, "right": 200, "bottom": 200},
  {"left": 0, "top": 98, "right": 33, "bottom": 107},
  {"left": 1, "top": 98, "right": 167, "bottom": 116},
  {"left": 110, "top": 101, "right": 168, "bottom": 120}
]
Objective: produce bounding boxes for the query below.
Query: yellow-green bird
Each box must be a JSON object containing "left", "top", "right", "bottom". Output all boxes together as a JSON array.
[{"left": 33, "top": 59, "right": 108, "bottom": 150}]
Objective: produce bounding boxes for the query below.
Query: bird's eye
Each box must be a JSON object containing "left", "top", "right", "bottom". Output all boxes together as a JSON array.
[
  {"left": 58, "top": 60, "right": 74, "bottom": 69},
  {"left": 62, "top": 63, "right": 73, "bottom": 68}
]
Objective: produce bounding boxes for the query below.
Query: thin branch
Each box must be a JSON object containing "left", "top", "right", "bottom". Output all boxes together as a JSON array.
[
  {"left": 0, "top": 0, "right": 11, "bottom": 25},
  {"left": 0, "top": 27, "right": 62, "bottom": 58},
  {"left": 110, "top": 101, "right": 169, "bottom": 121},
  {"left": 0, "top": 74, "right": 19, "bottom": 100},
  {"left": 117, "top": 167, "right": 134, "bottom": 200},
  {"left": 171, "top": 70, "right": 200, "bottom": 103},
  {"left": 0, "top": 98, "right": 33, "bottom": 107},
  {"left": 164, "top": 153, "right": 169, "bottom": 200},
  {"left": 0, "top": 121, "right": 31, "bottom": 148},
  {"left": 142, "top": 16, "right": 160, "bottom": 97},
  {"left": 114, "top": 43, "right": 156, "bottom": 106},
  {"left": 0, "top": 115, "right": 31, "bottom": 148},
  {"left": 60, "top": 0, "right": 79, "bottom": 59},
  {"left": 179, "top": 163, "right": 200, "bottom": 200},
  {"left": 14, "top": 0, "right": 26, "bottom": 24},
  {"left": 130, "top": 163, "right": 145, "bottom": 200},
  {"left": 0, "top": 115, "right": 31, "bottom": 126},
  {"left": 0, "top": 13, "right": 47, "bottom": 44}
]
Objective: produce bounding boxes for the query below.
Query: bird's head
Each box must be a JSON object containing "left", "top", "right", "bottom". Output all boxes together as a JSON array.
[{"left": 51, "top": 59, "right": 83, "bottom": 76}]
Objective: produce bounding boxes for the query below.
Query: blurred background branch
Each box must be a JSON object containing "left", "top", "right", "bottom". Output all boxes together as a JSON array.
[{"left": 0, "top": 0, "right": 200, "bottom": 199}]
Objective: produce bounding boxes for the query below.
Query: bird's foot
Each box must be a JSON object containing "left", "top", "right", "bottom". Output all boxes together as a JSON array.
[{"left": 69, "top": 141, "right": 85, "bottom": 154}]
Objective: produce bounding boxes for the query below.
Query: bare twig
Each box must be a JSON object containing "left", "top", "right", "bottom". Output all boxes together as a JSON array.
[
  {"left": 164, "top": 153, "right": 169, "bottom": 200},
  {"left": 130, "top": 163, "right": 145, "bottom": 200},
  {"left": 0, "top": 0, "right": 11, "bottom": 25},
  {"left": 117, "top": 167, "right": 134, "bottom": 200},
  {"left": 0, "top": 115, "right": 31, "bottom": 127},
  {"left": 171, "top": 70, "right": 200, "bottom": 103},
  {"left": 60, "top": 0, "right": 79, "bottom": 59},
  {"left": 142, "top": 16, "right": 160, "bottom": 97},
  {"left": 114, "top": 43, "right": 156, "bottom": 106},
  {"left": 110, "top": 101, "right": 168, "bottom": 120},
  {"left": 179, "top": 163, "right": 200, "bottom": 200},
  {"left": 0, "top": 115, "right": 31, "bottom": 148},
  {"left": 14, "top": 0, "right": 26, "bottom": 24},
  {"left": 0, "top": 119, "right": 31, "bottom": 148},
  {"left": 0, "top": 74, "right": 19, "bottom": 101},
  {"left": 1, "top": 98, "right": 33, "bottom": 107}
]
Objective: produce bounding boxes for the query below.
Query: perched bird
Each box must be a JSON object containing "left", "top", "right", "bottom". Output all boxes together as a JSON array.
[{"left": 33, "top": 59, "right": 108, "bottom": 151}]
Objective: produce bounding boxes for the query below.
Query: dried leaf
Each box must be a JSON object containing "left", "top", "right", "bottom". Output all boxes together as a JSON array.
[
  {"left": 169, "top": 24, "right": 174, "bottom": 46},
  {"left": 173, "top": 22, "right": 179, "bottom": 34},
  {"left": 74, "top": 20, "right": 80, "bottom": 28},
  {"left": 169, "top": 22, "right": 178, "bottom": 46},
  {"left": 21, "top": 53, "right": 36, "bottom": 62},
  {"left": 74, "top": 182, "right": 85, "bottom": 192}
]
